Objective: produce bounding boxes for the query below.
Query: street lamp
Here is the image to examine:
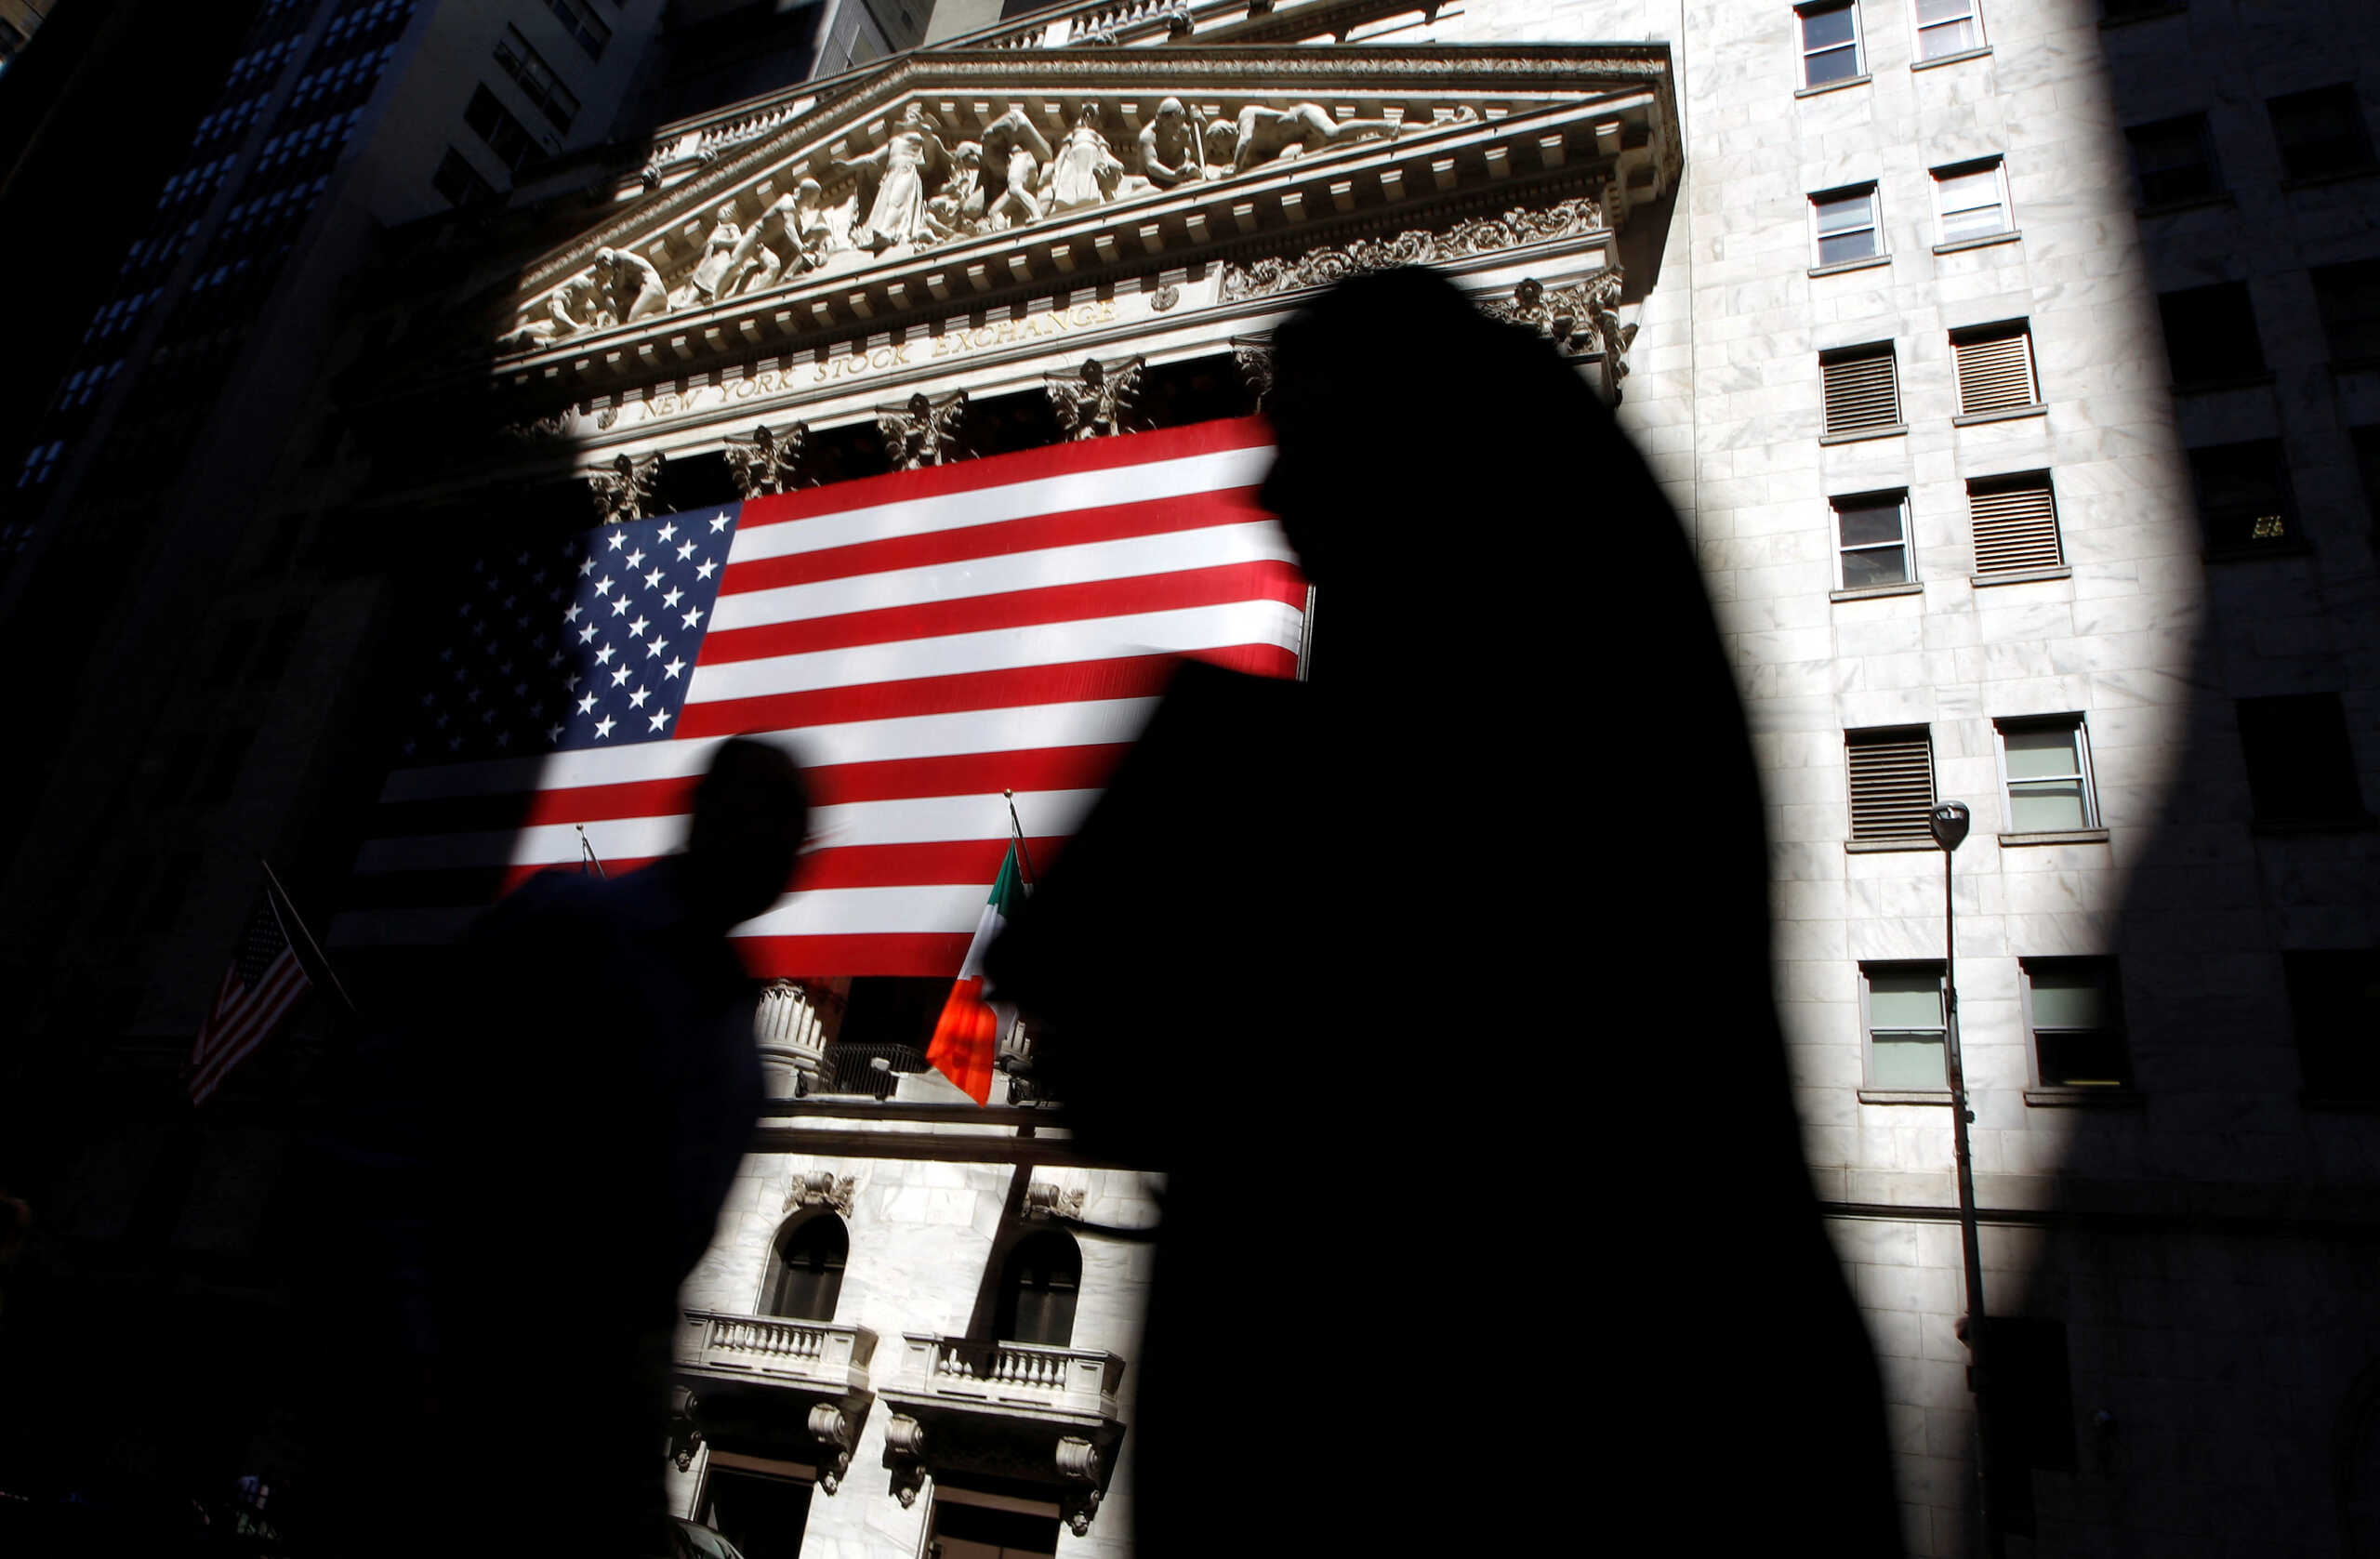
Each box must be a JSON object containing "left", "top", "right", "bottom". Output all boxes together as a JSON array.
[{"left": 1929, "top": 799, "right": 2000, "bottom": 1557}]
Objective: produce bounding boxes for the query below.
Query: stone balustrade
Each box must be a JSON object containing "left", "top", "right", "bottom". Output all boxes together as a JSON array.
[
  {"left": 900, "top": 1334, "right": 1124, "bottom": 1419},
  {"left": 681, "top": 1310, "right": 878, "bottom": 1393}
]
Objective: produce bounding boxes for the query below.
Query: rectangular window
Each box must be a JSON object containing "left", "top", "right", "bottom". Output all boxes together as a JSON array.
[
  {"left": 1812, "top": 184, "right": 1884, "bottom": 266},
  {"left": 932, "top": 1494, "right": 1062, "bottom": 1557},
  {"left": 1863, "top": 961, "right": 1949, "bottom": 1090},
  {"left": 431, "top": 146, "right": 494, "bottom": 207},
  {"left": 2024, "top": 958, "right": 2128, "bottom": 1089},
  {"left": 2353, "top": 425, "right": 2380, "bottom": 528},
  {"left": 2188, "top": 440, "right": 2293, "bottom": 550},
  {"left": 464, "top": 86, "right": 537, "bottom": 173},
  {"left": 2286, "top": 949, "right": 2380, "bottom": 1099},
  {"left": 1914, "top": 0, "right": 1983, "bottom": 59},
  {"left": 1952, "top": 322, "right": 2038, "bottom": 414},
  {"left": 1846, "top": 726, "right": 1937, "bottom": 842},
  {"left": 1799, "top": 2, "right": 1864, "bottom": 86},
  {"left": 2268, "top": 84, "right": 2375, "bottom": 181},
  {"left": 2312, "top": 259, "right": 2380, "bottom": 367},
  {"left": 2125, "top": 113, "right": 2220, "bottom": 207},
  {"left": 495, "top": 24, "right": 579, "bottom": 132},
  {"left": 1990, "top": 1317, "right": 2080, "bottom": 1473},
  {"left": 545, "top": 0, "right": 613, "bottom": 59},
  {"left": 1998, "top": 716, "right": 2098, "bottom": 833},
  {"left": 1821, "top": 342, "right": 1901, "bottom": 434},
  {"left": 700, "top": 1465, "right": 814, "bottom": 1557},
  {"left": 1934, "top": 158, "right": 2012, "bottom": 242},
  {"left": 2237, "top": 694, "right": 2365, "bottom": 823},
  {"left": 1968, "top": 472, "right": 2064, "bottom": 576},
  {"left": 1835, "top": 491, "right": 1912, "bottom": 587},
  {"left": 2157, "top": 282, "right": 2266, "bottom": 386}
]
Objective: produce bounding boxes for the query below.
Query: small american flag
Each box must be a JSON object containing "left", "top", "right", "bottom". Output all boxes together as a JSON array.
[
  {"left": 333, "top": 417, "right": 1302, "bottom": 977},
  {"left": 190, "top": 884, "right": 311, "bottom": 1104}
]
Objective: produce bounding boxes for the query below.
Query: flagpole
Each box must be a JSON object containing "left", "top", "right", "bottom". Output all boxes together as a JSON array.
[
  {"left": 1001, "top": 788, "right": 1037, "bottom": 892},
  {"left": 576, "top": 824, "right": 608, "bottom": 879},
  {"left": 257, "top": 857, "right": 358, "bottom": 1016}
]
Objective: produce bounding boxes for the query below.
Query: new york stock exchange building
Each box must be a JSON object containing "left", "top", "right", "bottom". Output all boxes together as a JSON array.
[{"left": 7, "top": 1, "right": 2379, "bottom": 1556}]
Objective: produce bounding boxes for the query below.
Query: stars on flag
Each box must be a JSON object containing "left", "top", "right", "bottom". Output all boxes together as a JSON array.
[{"left": 395, "top": 504, "right": 738, "bottom": 761}]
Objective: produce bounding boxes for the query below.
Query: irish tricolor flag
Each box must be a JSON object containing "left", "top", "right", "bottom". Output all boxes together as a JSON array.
[{"left": 926, "top": 840, "right": 1026, "bottom": 1103}]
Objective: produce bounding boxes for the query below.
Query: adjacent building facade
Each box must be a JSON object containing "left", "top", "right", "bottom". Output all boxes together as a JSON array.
[{"left": 2, "top": 0, "right": 2376, "bottom": 1554}]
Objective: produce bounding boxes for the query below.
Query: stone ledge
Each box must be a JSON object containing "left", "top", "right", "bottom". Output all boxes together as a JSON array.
[
  {"left": 2249, "top": 813, "right": 2377, "bottom": 837},
  {"left": 2024, "top": 1087, "right": 2139, "bottom": 1107},
  {"left": 2171, "top": 371, "right": 2276, "bottom": 396},
  {"left": 2202, "top": 537, "right": 2312, "bottom": 563},
  {"left": 1911, "top": 46, "right": 1992, "bottom": 72},
  {"left": 1818, "top": 421, "right": 1907, "bottom": 445},
  {"left": 1951, "top": 403, "right": 2045, "bottom": 427},
  {"left": 2281, "top": 165, "right": 2380, "bottom": 194},
  {"left": 1858, "top": 1089, "right": 1951, "bottom": 1106},
  {"left": 1795, "top": 73, "right": 1871, "bottom": 99},
  {"left": 1997, "top": 827, "right": 2109, "bottom": 847},
  {"left": 1808, "top": 252, "right": 1891, "bottom": 279},
  {"left": 2097, "top": 4, "right": 2186, "bottom": 28},
  {"left": 1846, "top": 838, "right": 1937, "bottom": 853},
  {"left": 1971, "top": 565, "right": 2070, "bottom": 588},
  {"left": 1933, "top": 230, "right": 2020, "bottom": 256},
  {"left": 1831, "top": 580, "right": 1924, "bottom": 602},
  {"left": 2136, "top": 192, "right": 2234, "bottom": 219}
]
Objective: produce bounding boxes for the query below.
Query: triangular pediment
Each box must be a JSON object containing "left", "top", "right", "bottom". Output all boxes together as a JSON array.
[{"left": 494, "top": 44, "right": 1675, "bottom": 372}]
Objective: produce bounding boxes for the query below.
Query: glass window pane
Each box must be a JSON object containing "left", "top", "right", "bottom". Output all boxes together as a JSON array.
[
  {"left": 1919, "top": 18, "right": 1977, "bottom": 56},
  {"left": 1819, "top": 231, "right": 1880, "bottom": 264},
  {"left": 1939, "top": 169, "right": 2001, "bottom": 210},
  {"left": 1803, "top": 6, "right": 1857, "bottom": 50},
  {"left": 1839, "top": 502, "right": 1905, "bottom": 547},
  {"left": 2009, "top": 781, "right": 2088, "bottom": 831},
  {"left": 2030, "top": 967, "right": 2109, "bottom": 1029},
  {"left": 1816, "top": 192, "right": 1875, "bottom": 234},
  {"left": 1843, "top": 545, "right": 1910, "bottom": 588},
  {"left": 2037, "top": 1030, "right": 2126, "bottom": 1088},
  {"left": 2003, "top": 725, "right": 2080, "bottom": 779},
  {"left": 1942, "top": 205, "right": 2006, "bottom": 241},
  {"left": 1874, "top": 1037, "right": 1950, "bottom": 1090},
  {"left": 1916, "top": 0, "right": 1970, "bottom": 21},
  {"left": 1807, "top": 43, "right": 1863, "bottom": 83},
  {"left": 1870, "top": 971, "right": 1944, "bottom": 1027}
]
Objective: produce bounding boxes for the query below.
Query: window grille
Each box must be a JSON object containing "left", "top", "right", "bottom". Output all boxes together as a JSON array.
[
  {"left": 1968, "top": 475, "right": 2063, "bottom": 575},
  {"left": 1846, "top": 727, "right": 1936, "bottom": 841},
  {"left": 1953, "top": 324, "right": 2037, "bottom": 414},
  {"left": 1822, "top": 345, "right": 1900, "bottom": 435}
]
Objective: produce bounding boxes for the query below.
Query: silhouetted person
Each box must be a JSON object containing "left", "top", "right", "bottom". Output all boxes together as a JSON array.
[
  {"left": 988, "top": 267, "right": 1901, "bottom": 1552},
  {"left": 308, "top": 736, "right": 807, "bottom": 1558}
]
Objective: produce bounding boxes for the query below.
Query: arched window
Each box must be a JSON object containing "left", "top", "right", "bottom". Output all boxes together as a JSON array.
[
  {"left": 993, "top": 1229, "right": 1080, "bottom": 1347},
  {"left": 764, "top": 1213, "right": 848, "bottom": 1321}
]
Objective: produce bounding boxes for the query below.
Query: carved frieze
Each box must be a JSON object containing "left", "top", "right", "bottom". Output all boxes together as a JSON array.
[
  {"left": 786, "top": 1169, "right": 858, "bottom": 1217},
  {"left": 1218, "top": 192, "right": 1606, "bottom": 302},
  {"left": 1025, "top": 1182, "right": 1088, "bottom": 1221}
]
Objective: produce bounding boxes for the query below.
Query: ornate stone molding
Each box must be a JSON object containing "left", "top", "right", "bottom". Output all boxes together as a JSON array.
[
  {"left": 1229, "top": 334, "right": 1274, "bottom": 408},
  {"left": 725, "top": 422, "right": 813, "bottom": 495},
  {"left": 1025, "top": 1182, "right": 1088, "bottom": 1221},
  {"left": 1056, "top": 1437, "right": 1104, "bottom": 1536},
  {"left": 1219, "top": 192, "right": 1606, "bottom": 302},
  {"left": 877, "top": 390, "right": 970, "bottom": 469},
  {"left": 807, "top": 1402, "right": 855, "bottom": 1494},
  {"left": 1044, "top": 353, "right": 1147, "bottom": 439},
  {"left": 786, "top": 1169, "right": 858, "bottom": 1217},
  {"left": 586, "top": 451, "right": 664, "bottom": 522},
  {"left": 1477, "top": 270, "right": 1637, "bottom": 399},
  {"left": 883, "top": 1414, "right": 930, "bottom": 1507}
]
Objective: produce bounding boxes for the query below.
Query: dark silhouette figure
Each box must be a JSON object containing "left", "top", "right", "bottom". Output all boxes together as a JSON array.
[
  {"left": 307, "top": 737, "right": 808, "bottom": 1558},
  {"left": 987, "top": 267, "right": 1901, "bottom": 1552}
]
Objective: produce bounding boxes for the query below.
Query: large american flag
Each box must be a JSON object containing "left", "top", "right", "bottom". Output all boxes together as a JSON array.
[{"left": 330, "top": 417, "right": 1302, "bottom": 976}]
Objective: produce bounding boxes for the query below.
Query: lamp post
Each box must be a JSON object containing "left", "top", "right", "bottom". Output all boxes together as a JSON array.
[{"left": 1929, "top": 799, "right": 2000, "bottom": 1557}]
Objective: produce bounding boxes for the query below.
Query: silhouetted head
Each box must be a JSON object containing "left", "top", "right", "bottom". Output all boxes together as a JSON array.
[
  {"left": 682, "top": 737, "right": 810, "bottom": 929},
  {"left": 1259, "top": 265, "right": 1593, "bottom": 590}
]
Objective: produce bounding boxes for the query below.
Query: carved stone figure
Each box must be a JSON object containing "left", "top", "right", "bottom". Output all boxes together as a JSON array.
[
  {"left": 594, "top": 245, "right": 668, "bottom": 323},
  {"left": 687, "top": 204, "right": 744, "bottom": 302},
  {"left": 1213, "top": 101, "right": 1472, "bottom": 175},
  {"left": 725, "top": 422, "right": 811, "bottom": 496},
  {"left": 721, "top": 180, "right": 835, "bottom": 297},
  {"left": 840, "top": 102, "right": 948, "bottom": 254},
  {"left": 1491, "top": 275, "right": 1595, "bottom": 354},
  {"left": 925, "top": 141, "right": 983, "bottom": 240},
  {"left": 587, "top": 451, "right": 662, "bottom": 522},
  {"left": 877, "top": 390, "right": 969, "bottom": 470},
  {"left": 1045, "top": 355, "right": 1146, "bottom": 440},
  {"left": 1587, "top": 287, "right": 1640, "bottom": 403},
  {"left": 1044, "top": 102, "right": 1124, "bottom": 213},
  {"left": 979, "top": 105, "right": 1053, "bottom": 230},
  {"left": 548, "top": 269, "right": 608, "bottom": 336},
  {"left": 1137, "top": 98, "right": 1206, "bottom": 189}
]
